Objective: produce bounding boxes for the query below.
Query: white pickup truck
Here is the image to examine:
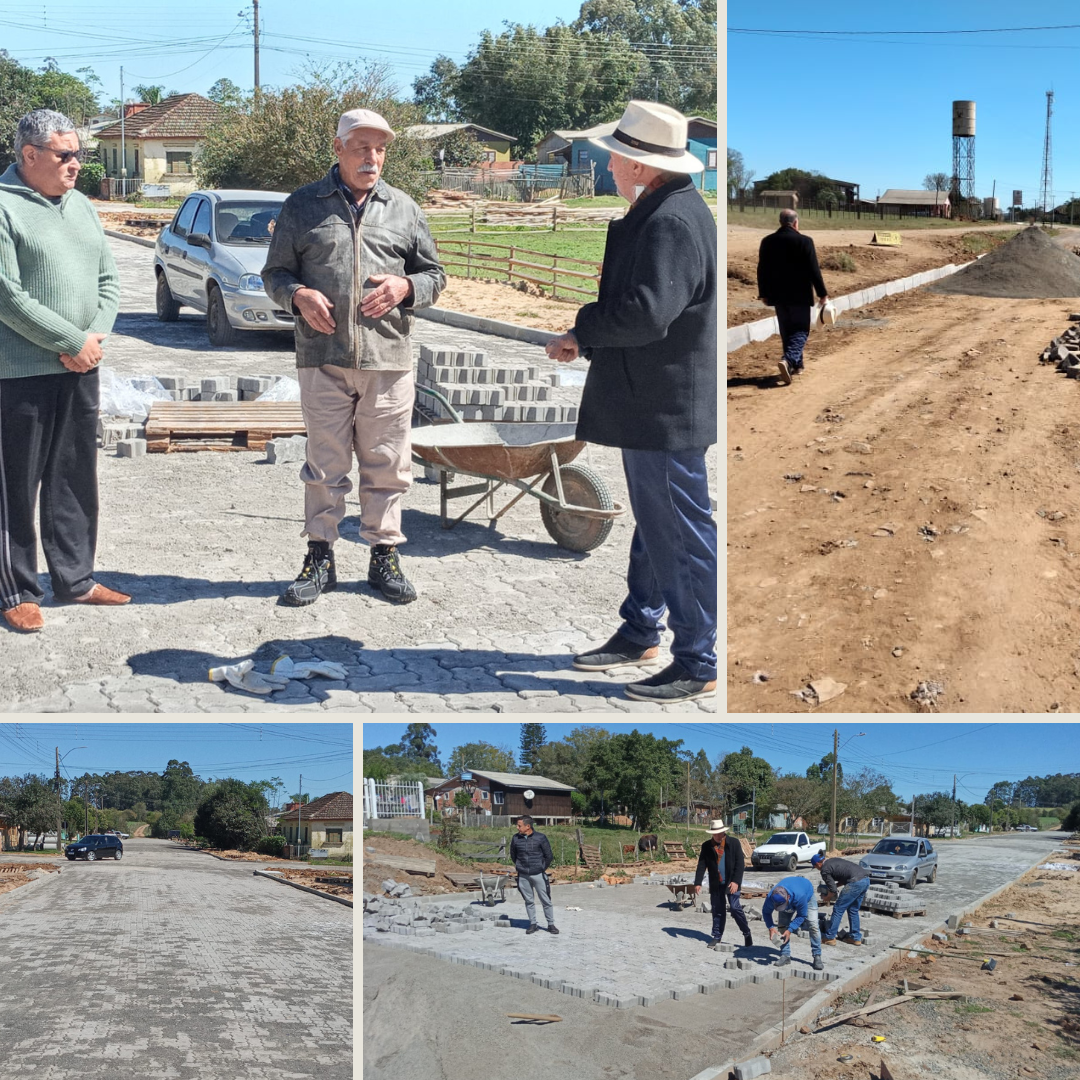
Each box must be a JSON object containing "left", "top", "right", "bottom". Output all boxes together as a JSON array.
[{"left": 750, "top": 831, "right": 826, "bottom": 872}]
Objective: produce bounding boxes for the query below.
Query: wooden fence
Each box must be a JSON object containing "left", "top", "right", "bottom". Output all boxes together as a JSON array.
[
  {"left": 419, "top": 169, "right": 594, "bottom": 202},
  {"left": 435, "top": 237, "right": 601, "bottom": 300},
  {"left": 427, "top": 199, "right": 623, "bottom": 233}
]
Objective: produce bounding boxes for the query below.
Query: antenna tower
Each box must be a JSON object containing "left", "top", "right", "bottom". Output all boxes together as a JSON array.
[{"left": 1040, "top": 90, "right": 1054, "bottom": 219}]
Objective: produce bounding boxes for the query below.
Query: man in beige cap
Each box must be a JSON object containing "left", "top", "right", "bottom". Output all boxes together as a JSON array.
[
  {"left": 693, "top": 818, "right": 754, "bottom": 949},
  {"left": 545, "top": 100, "right": 716, "bottom": 702},
  {"left": 264, "top": 108, "right": 445, "bottom": 606}
]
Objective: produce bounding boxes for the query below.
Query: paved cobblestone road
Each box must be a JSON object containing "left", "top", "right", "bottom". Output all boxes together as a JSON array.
[
  {"left": 0, "top": 839, "right": 351, "bottom": 1079},
  {"left": 0, "top": 234, "right": 717, "bottom": 713}
]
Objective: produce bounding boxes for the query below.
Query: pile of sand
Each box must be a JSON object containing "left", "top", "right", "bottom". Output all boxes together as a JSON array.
[{"left": 930, "top": 225, "right": 1080, "bottom": 298}]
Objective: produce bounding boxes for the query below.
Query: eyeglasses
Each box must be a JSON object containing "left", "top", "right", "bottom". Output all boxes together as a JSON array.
[{"left": 34, "top": 146, "right": 82, "bottom": 164}]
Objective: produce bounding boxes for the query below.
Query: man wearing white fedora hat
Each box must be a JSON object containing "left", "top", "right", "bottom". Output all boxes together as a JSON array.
[
  {"left": 545, "top": 100, "right": 717, "bottom": 704},
  {"left": 692, "top": 819, "right": 754, "bottom": 949}
]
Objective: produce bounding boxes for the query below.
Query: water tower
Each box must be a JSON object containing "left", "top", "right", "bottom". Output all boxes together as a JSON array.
[{"left": 951, "top": 100, "right": 976, "bottom": 206}]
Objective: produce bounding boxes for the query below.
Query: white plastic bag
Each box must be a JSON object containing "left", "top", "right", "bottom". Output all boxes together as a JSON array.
[
  {"left": 97, "top": 367, "right": 172, "bottom": 420},
  {"left": 255, "top": 376, "right": 301, "bottom": 402}
]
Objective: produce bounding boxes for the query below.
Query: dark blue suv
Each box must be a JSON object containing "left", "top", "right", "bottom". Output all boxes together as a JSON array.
[{"left": 65, "top": 834, "right": 123, "bottom": 861}]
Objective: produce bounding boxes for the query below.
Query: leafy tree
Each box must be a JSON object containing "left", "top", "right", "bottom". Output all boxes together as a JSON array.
[
  {"left": 0, "top": 774, "right": 60, "bottom": 847},
  {"left": 207, "top": 78, "right": 245, "bottom": 107},
  {"left": 519, "top": 724, "right": 547, "bottom": 773},
  {"left": 720, "top": 746, "right": 775, "bottom": 813},
  {"left": 161, "top": 760, "right": 203, "bottom": 814},
  {"left": 133, "top": 85, "right": 166, "bottom": 105},
  {"left": 197, "top": 60, "right": 431, "bottom": 204},
  {"left": 806, "top": 752, "right": 843, "bottom": 788},
  {"left": 363, "top": 746, "right": 444, "bottom": 779},
  {"left": 1062, "top": 801, "right": 1080, "bottom": 831},
  {"left": 76, "top": 160, "right": 105, "bottom": 197},
  {"left": 984, "top": 780, "right": 1015, "bottom": 809},
  {"left": 34, "top": 65, "right": 100, "bottom": 125},
  {"left": 289, "top": 793, "right": 311, "bottom": 805},
  {"left": 774, "top": 774, "right": 827, "bottom": 828},
  {"left": 426, "top": 128, "right": 484, "bottom": 169},
  {"left": 412, "top": 56, "right": 464, "bottom": 122},
  {"left": 966, "top": 802, "right": 992, "bottom": 829},
  {"left": 446, "top": 741, "right": 516, "bottom": 777},
  {"left": 727, "top": 147, "right": 754, "bottom": 199},
  {"left": 453, "top": 788, "right": 473, "bottom": 810},
  {"left": 193, "top": 779, "right": 270, "bottom": 851},
  {"left": 390, "top": 724, "right": 441, "bottom": 768},
  {"left": 913, "top": 791, "right": 955, "bottom": 830},
  {"left": 582, "top": 729, "right": 684, "bottom": 830}
]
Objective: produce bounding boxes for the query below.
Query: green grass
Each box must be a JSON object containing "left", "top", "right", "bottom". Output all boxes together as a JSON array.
[
  {"left": 727, "top": 204, "right": 1015, "bottom": 232},
  {"left": 955, "top": 1001, "right": 995, "bottom": 1014},
  {"left": 1053, "top": 929, "right": 1077, "bottom": 942}
]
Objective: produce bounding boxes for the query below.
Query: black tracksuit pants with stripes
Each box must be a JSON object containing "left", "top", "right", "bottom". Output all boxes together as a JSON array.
[{"left": 0, "top": 369, "right": 99, "bottom": 609}]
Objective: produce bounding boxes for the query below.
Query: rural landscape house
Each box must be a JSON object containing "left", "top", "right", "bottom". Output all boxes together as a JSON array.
[
  {"left": 404, "top": 122, "right": 517, "bottom": 166},
  {"left": 871, "top": 189, "right": 951, "bottom": 218},
  {"left": 95, "top": 93, "right": 220, "bottom": 196},
  {"left": 427, "top": 770, "right": 576, "bottom": 824},
  {"left": 277, "top": 791, "right": 353, "bottom": 855}
]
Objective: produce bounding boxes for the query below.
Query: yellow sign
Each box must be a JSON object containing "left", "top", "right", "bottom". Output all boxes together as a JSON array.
[{"left": 871, "top": 231, "right": 902, "bottom": 246}]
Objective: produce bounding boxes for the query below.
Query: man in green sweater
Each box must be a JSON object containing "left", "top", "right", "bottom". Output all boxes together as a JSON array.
[{"left": 0, "top": 109, "right": 126, "bottom": 633}]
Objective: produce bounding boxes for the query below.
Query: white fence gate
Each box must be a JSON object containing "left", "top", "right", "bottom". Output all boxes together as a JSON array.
[{"left": 363, "top": 778, "right": 425, "bottom": 820}]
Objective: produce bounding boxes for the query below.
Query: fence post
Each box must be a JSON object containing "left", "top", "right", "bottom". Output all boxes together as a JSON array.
[
  {"left": 552, "top": 253, "right": 559, "bottom": 300},
  {"left": 552, "top": 204, "right": 558, "bottom": 231},
  {"left": 509, "top": 244, "right": 515, "bottom": 285},
  {"left": 471, "top": 202, "right": 477, "bottom": 233}
]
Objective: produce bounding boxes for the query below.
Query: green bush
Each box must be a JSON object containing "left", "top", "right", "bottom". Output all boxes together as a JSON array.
[
  {"left": 256, "top": 835, "right": 288, "bottom": 857},
  {"left": 75, "top": 160, "right": 104, "bottom": 197},
  {"left": 178, "top": 821, "right": 195, "bottom": 840},
  {"left": 193, "top": 778, "right": 270, "bottom": 851}
]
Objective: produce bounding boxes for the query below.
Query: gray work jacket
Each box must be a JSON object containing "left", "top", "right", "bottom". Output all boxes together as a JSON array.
[{"left": 262, "top": 170, "right": 445, "bottom": 370}]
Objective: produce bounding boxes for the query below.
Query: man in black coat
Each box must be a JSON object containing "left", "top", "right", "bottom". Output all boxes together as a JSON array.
[
  {"left": 509, "top": 816, "right": 558, "bottom": 935},
  {"left": 756, "top": 209, "right": 829, "bottom": 385},
  {"left": 693, "top": 818, "right": 753, "bottom": 948},
  {"left": 545, "top": 101, "right": 716, "bottom": 704}
]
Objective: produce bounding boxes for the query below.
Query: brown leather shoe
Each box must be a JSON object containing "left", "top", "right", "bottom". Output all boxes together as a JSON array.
[
  {"left": 71, "top": 583, "right": 131, "bottom": 606},
  {"left": 3, "top": 603, "right": 44, "bottom": 632},
  {"left": 822, "top": 938, "right": 838, "bottom": 946}
]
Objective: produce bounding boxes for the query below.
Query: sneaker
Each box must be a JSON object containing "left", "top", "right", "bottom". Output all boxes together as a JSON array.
[
  {"left": 624, "top": 662, "right": 716, "bottom": 703},
  {"left": 812, "top": 957, "right": 824, "bottom": 970},
  {"left": 791, "top": 363, "right": 804, "bottom": 375},
  {"left": 707, "top": 937, "right": 722, "bottom": 950},
  {"left": 368, "top": 544, "right": 417, "bottom": 604},
  {"left": 777, "top": 359, "right": 792, "bottom": 385},
  {"left": 547, "top": 925, "right": 560, "bottom": 935},
  {"left": 525, "top": 924, "right": 540, "bottom": 935},
  {"left": 774, "top": 955, "right": 791, "bottom": 967},
  {"left": 572, "top": 631, "right": 660, "bottom": 672},
  {"left": 282, "top": 541, "right": 336, "bottom": 606}
]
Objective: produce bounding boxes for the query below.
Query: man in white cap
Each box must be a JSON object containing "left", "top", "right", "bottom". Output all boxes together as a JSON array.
[
  {"left": 693, "top": 819, "right": 754, "bottom": 949},
  {"left": 545, "top": 101, "right": 716, "bottom": 703},
  {"left": 264, "top": 108, "right": 445, "bottom": 607}
]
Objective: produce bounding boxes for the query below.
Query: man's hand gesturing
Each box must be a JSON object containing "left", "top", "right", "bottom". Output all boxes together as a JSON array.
[{"left": 293, "top": 288, "right": 337, "bottom": 334}]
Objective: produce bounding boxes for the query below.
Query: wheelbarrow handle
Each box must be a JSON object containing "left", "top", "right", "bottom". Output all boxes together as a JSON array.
[{"left": 415, "top": 383, "right": 464, "bottom": 424}]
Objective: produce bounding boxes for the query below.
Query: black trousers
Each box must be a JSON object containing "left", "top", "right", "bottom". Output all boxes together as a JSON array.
[
  {"left": 710, "top": 887, "right": 753, "bottom": 941},
  {"left": 0, "top": 369, "right": 100, "bottom": 608}
]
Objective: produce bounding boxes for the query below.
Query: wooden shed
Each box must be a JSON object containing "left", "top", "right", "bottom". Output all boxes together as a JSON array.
[{"left": 427, "top": 770, "right": 575, "bottom": 824}]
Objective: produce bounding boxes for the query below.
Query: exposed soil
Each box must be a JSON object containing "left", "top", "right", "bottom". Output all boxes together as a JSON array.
[
  {"left": 761, "top": 848, "right": 1080, "bottom": 1079},
  {"left": 274, "top": 867, "right": 353, "bottom": 898},
  {"left": 0, "top": 862, "right": 61, "bottom": 897},
  {"left": 727, "top": 222, "right": 1080, "bottom": 713},
  {"left": 726, "top": 223, "right": 1017, "bottom": 328},
  {"left": 362, "top": 834, "right": 510, "bottom": 896}
]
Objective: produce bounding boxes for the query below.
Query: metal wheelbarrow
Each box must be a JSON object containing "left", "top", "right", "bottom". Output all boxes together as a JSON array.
[
  {"left": 663, "top": 881, "right": 699, "bottom": 910},
  {"left": 411, "top": 384, "right": 625, "bottom": 552},
  {"left": 476, "top": 871, "right": 510, "bottom": 907}
]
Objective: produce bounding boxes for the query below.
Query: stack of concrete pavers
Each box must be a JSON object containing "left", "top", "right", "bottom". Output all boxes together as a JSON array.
[
  {"left": 362, "top": 892, "right": 502, "bottom": 937},
  {"left": 416, "top": 344, "right": 580, "bottom": 423},
  {"left": 1039, "top": 325, "right": 1080, "bottom": 377},
  {"left": 863, "top": 879, "right": 922, "bottom": 914}
]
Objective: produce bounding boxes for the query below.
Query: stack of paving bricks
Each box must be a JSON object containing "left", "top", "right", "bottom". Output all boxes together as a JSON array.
[
  {"left": 362, "top": 892, "right": 503, "bottom": 937},
  {"left": 100, "top": 373, "right": 290, "bottom": 405},
  {"left": 863, "top": 880, "right": 924, "bottom": 916},
  {"left": 415, "top": 344, "right": 579, "bottom": 424},
  {"left": 1039, "top": 322, "right": 1080, "bottom": 377}
]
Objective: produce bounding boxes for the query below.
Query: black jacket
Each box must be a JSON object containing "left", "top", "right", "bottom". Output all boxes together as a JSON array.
[
  {"left": 693, "top": 836, "right": 746, "bottom": 894},
  {"left": 818, "top": 857, "right": 869, "bottom": 894},
  {"left": 572, "top": 176, "right": 717, "bottom": 451},
  {"left": 510, "top": 829, "right": 553, "bottom": 876},
  {"left": 756, "top": 224, "right": 828, "bottom": 307}
]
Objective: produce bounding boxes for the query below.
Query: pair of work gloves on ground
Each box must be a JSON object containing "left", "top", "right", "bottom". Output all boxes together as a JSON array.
[{"left": 208, "top": 655, "right": 348, "bottom": 695}]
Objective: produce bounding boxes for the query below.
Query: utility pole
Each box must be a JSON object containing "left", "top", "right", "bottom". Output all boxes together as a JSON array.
[
  {"left": 685, "top": 757, "right": 690, "bottom": 844},
  {"left": 829, "top": 729, "right": 839, "bottom": 850},
  {"left": 119, "top": 65, "right": 126, "bottom": 194},
  {"left": 253, "top": 0, "right": 261, "bottom": 94},
  {"left": 55, "top": 748, "right": 61, "bottom": 854},
  {"left": 950, "top": 774, "right": 957, "bottom": 839},
  {"left": 297, "top": 773, "right": 302, "bottom": 857},
  {"left": 84, "top": 776, "right": 89, "bottom": 836}
]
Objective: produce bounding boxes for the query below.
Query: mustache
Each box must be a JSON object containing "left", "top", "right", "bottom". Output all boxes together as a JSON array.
[{"left": 357, "top": 165, "right": 378, "bottom": 173}]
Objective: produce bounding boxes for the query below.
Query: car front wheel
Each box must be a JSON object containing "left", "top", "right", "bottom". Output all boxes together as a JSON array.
[
  {"left": 902, "top": 871, "right": 916, "bottom": 889},
  {"left": 926, "top": 864, "right": 936, "bottom": 884},
  {"left": 156, "top": 271, "right": 181, "bottom": 321},
  {"left": 86, "top": 851, "right": 97, "bottom": 862},
  {"left": 206, "top": 284, "right": 238, "bottom": 346},
  {"left": 786, "top": 855, "right": 798, "bottom": 872}
]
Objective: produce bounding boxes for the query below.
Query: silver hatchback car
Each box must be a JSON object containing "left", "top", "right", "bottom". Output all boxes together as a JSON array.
[
  {"left": 154, "top": 189, "right": 293, "bottom": 345},
  {"left": 859, "top": 836, "right": 938, "bottom": 890}
]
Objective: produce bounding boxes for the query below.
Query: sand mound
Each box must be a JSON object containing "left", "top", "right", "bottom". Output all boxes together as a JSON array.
[{"left": 929, "top": 225, "right": 1080, "bottom": 298}]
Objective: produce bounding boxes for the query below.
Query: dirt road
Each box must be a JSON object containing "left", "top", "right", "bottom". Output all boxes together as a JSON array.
[{"left": 728, "top": 274, "right": 1080, "bottom": 713}]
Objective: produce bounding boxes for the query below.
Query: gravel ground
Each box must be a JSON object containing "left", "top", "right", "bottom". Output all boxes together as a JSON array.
[{"left": 0, "top": 234, "right": 717, "bottom": 713}]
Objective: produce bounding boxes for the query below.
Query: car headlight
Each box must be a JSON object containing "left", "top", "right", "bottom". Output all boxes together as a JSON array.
[{"left": 239, "top": 273, "right": 264, "bottom": 292}]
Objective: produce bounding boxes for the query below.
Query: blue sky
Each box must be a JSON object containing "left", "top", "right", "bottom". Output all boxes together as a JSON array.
[
  {"left": 726, "top": 5, "right": 1080, "bottom": 206},
  {"left": 363, "top": 721, "right": 1080, "bottom": 803},
  {"left": 0, "top": 722, "right": 353, "bottom": 796},
  {"left": 0, "top": 1, "right": 585, "bottom": 106}
]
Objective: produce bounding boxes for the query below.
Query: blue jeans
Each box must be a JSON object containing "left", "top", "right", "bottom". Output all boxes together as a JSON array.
[
  {"left": 775, "top": 304, "right": 811, "bottom": 369},
  {"left": 777, "top": 895, "right": 821, "bottom": 958},
  {"left": 826, "top": 877, "right": 869, "bottom": 941},
  {"left": 617, "top": 448, "right": 718, "bottom": 680}
]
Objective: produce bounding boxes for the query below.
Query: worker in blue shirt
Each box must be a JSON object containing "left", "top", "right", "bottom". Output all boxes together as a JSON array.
[{"left": 761, "top": 875, "right": 824, "bottom": 970}]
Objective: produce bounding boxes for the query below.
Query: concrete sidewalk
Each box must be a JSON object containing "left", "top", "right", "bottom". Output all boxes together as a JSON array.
[{"left": 0, "top": 234, "right": 717, "bottom": 713}]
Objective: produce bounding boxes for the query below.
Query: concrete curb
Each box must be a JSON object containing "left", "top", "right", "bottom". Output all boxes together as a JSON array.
[
  {"left": 714, "top": 846, "right": 1058, "bottom": 1077},
  {"left": 417, "top": 306, "right": 558, "bottom": 345},
  {"left": 0, "top": 868, "right": 62, "bottom": 907},
  {"left": 253, "top": 868, "right": 353, "bottom": 907},
  {"left": 726, "top": 259, "right": 976, "bottom": 353},
  {"left": 104, "top": 228, "right": 156, "bottom": 249}
]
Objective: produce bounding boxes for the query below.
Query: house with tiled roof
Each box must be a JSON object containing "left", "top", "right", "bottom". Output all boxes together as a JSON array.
[
  {"left": 275, "top": 791, "right": 352, "bottom": 856},
  {"left": 95, "top": 94, "right": 220, "bottom": 196}
]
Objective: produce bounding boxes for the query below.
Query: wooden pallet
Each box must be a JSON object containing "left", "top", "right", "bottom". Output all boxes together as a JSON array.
[
  {"left": 144, "top": 402, "right": 305, "bottom": 453},
  {"left": 663, "top": 841, "right": 689, "bottom": 860},
  {"left": 875, "top": 907, "right": 927, "bottom": 919}
]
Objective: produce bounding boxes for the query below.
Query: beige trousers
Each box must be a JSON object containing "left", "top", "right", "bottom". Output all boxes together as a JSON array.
[{"left": 297, "top": 365, "right": 414, "bottom": 546}]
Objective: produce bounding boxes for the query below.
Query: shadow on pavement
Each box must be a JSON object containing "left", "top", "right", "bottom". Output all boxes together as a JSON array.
[
  {"left": 726, "top": 374, "right": 782, "bottom": 390},
  {"left": 660, "top": 926, "right": 712, "bottom": 943},
  {"left": 111, "top": 311, "right": 296, "bottom": 352}
]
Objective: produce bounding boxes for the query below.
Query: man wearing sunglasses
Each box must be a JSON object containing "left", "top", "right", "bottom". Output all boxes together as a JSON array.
[{"left": 0, "top": 109, "right": 126, "bottom": 634}]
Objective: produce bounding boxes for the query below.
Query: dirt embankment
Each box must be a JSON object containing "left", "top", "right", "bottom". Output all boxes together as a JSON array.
[
  {"left": 763, "top": 845, "right": 1080, "bottom": 1079},
  {"left": 363, "top": 835, "right": 512, "bottom": 896}
]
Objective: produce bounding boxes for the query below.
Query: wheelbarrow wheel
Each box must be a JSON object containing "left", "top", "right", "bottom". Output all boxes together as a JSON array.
[{"left": 540, "top": 463, "right": 614, "bottom": 552}]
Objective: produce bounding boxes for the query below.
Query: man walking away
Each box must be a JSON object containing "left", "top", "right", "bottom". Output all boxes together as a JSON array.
[
  {"left": 811, "top": 850, "right": 869, "bottom": 945},
  {"left": 761, "top": 876, "right": 824, "bottom": 969},
  {"left": 0, "top": 109, "right": 127, "bottom": 633},
  {"left": 263, "top": 108, "right": 445, "bottom": 607},
  {"left": 756, "top": 209, "right": 829, "bottom": 385},
  {"left": 693, "top": 818, "right": 753, "bottom": 949},
  {"left": 509, "top": 816, "right": 558, "bottom": 935}
]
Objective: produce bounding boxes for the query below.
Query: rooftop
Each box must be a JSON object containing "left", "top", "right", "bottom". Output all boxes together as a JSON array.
[
  {"left": 96, "top": 94, "right": 220, "bottom": 140},
  {"left": 277, "top": 791, "right": 352, "bottom": 821}
]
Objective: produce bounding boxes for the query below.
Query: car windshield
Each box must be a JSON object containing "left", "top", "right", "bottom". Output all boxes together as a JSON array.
[
  {"left": 765, "top": 834, "right": 797, "bottom": 845},
  {"left": 872, "top": 840, "right": 918, "bottom": 857},
  {"left": 215, "top": 201, "right": 283, "bottom": 244}
]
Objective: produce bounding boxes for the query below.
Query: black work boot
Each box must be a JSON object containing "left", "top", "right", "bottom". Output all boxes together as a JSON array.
[
  {"left": 282, "top": 541, "right": 336, "bottom": 606},
  {"left": 368, "top": 544, "right": 417, "bottom": 604}
]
